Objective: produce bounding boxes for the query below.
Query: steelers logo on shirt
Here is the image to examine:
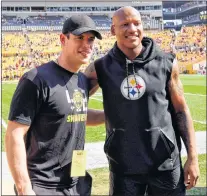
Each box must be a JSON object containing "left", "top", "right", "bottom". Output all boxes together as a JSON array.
[{"left": 120, "top": 75, "right": 146, "bottom": 100}]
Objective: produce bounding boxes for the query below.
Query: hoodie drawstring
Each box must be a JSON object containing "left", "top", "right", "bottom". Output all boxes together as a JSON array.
[
  {"left": 126, "top": 59, "right": 131, "bottom": 99},
  {"left": 125, "top": 59, "right": 139, "bottom": 99}
]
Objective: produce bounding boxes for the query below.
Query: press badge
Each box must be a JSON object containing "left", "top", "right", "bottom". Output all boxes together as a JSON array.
[{"left": 71, "top": 150, "right": 87, "bottom": 177}]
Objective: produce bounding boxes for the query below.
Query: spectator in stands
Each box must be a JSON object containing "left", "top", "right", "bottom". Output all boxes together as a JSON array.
[
  {"left": 85, "top": 6, "right": 199, "bottom": 196},
  {"left": 5, "top": 14, "right": 104, "bottom": 196}
]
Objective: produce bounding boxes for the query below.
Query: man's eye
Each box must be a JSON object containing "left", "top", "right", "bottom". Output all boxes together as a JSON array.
[
  {"left": 121, "top": 23, "right": 128, "bottom": 27},
  {"left": 89, "top": 38, "right": 95, "bottom": 42},
  {"left": 135, "top": 23, "right": 140, "bottom": 26}
]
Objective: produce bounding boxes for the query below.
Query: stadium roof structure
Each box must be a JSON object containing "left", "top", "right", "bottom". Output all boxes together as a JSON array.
[
  {"left": 2, "top": 0, "right": 163, "bottom": 18},
  {"left": 2, "top": 0, "right": 162, "bottom": 2},
  {"left": 1, "top": 0, "right": 163, "bottom": 9}
]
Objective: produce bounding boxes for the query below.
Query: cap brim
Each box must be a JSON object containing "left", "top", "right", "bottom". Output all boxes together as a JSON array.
[{"left": 72, "top": 27, "right": 102, "bottom": 40}]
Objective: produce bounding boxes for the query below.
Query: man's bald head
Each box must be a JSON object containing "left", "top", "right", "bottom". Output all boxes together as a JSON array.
[
  {"left": 112, "top": 6, "right": 141, "bottom": 25},
  {"left": 110, "top": 6, "right": 144, "bottom": 59}
]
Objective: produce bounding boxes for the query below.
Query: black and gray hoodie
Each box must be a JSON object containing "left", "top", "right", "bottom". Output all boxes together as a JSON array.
[{"left": 95, "top": 37, "right": 181, "bottom": 174}]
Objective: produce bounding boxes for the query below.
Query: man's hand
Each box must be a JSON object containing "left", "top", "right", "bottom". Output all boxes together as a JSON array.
[
  {"left": 183, "top": 157, "right": 200, "bottom": 190},
  {"left": 18, "top": 185, "right": 36, "bottom": 195},
  {"left": 22, "top": 189, "right": 36, "bottom": 195}
]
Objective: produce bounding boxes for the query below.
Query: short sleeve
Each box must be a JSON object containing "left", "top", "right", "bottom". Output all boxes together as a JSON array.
[
  {"left": 8, "top": 77, "right": 43, "bottom": 125},
  {"left": 78, "top": 72, "right": 90, "bottom": 98}
]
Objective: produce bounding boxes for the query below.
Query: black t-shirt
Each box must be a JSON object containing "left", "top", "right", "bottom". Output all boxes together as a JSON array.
[{"left": 9, "top": 61, "right": 89, "bottom": 188}]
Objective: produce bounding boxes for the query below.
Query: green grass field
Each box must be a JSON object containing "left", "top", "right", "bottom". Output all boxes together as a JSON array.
[{"left": 1, "top": 75, "right": 206, "bottom": 149}]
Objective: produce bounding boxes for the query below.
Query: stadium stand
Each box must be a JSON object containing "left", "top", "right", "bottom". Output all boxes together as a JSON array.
[
  {"left": 1, "top": 1, "right": 206, "bottom": 80},
  {"left": 2, "top": 23, "right": 206, "bottom": 81}
]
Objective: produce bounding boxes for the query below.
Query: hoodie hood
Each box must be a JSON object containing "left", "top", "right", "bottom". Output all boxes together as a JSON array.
[{"left": 109, "top": 37, "right": 161, "bottom": 65}]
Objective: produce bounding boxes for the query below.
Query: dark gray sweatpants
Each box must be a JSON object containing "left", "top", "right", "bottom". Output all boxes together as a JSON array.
[{"left": 109, "top": 166, "right": 186, "bottom": 196}]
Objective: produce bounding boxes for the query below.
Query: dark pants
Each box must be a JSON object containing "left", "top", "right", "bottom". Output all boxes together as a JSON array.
[
  {"left": 109, "top": 166, "right": 186, "bottom": 196},
  {"left": 14, "top": 172, "right": 92, "bottom": 196}
]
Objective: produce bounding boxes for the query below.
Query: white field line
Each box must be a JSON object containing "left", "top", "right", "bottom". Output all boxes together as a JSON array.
[
  {"left": 93, "top": 93, "right": 102, "bottom": 96},
  {"left": 1, "top": 92, "right": 206, "bottom": 129},
  {"left": 2, "top": 119, "right": 7, "bottom": 129},
  {"left": 91, "top": 97, "right": 206, "bottom": 125},
  {"left": 93, "top": 92, "right": 206, "bottom": 97},
  {"left": 2, "top": 82, "right": 206, "bottom": 97},
  {"left": 1, "top": 118, "right": 206, "bottom": 132},
  {"left": 193, "top": 120, "right": 206, "bottom": 124},
  {"left": 90, "top": 97, "right": 103, "bottom": 102},
  {"left": 184, "top": 93, "right": 206, "bottom": 97},
  {"left": 2, "top": 80, "right": 19, "bottom": 84}
]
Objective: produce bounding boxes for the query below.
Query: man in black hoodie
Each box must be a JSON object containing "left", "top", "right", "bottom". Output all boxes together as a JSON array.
[{"left": 85, "top": 6, "right": 199, "bottom": 196}]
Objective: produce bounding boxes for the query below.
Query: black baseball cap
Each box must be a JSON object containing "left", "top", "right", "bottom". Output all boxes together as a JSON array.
[{"left": 62, "top": 14, "right": 102, "bottom": 40}]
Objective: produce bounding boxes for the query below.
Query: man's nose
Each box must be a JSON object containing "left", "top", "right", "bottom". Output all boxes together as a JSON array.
[
  {"left": 83, "top": 39, "right": 93, "bottom": 47},
  {"left": 128, "top": 24, "right": 137, "bottom": 32}
]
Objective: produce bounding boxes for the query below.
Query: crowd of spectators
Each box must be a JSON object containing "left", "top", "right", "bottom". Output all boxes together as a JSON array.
[
  {"left": 2, "top": 15, "right": 23, "bottom": 25},
  {"left": 2, "top": 24, "right": 206, "bottom": 80},
  {"left": 175, "top": 25, "right": 206, "bottom": 65}
]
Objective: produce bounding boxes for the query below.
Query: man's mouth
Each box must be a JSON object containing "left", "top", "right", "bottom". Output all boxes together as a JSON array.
[
  {"left": 79, "top": 51, "right": 91, "bottom": 57},
  {"left": 125, "top": 35, "right": 139, "bottom": 39}
]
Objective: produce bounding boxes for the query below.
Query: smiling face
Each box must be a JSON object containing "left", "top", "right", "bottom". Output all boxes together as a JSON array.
[
  {"left": 111, "top": 7, "right": 144, "bottom": 53},
  {"left": 61, "top": 31, "right": 95, "bottom": 65}
]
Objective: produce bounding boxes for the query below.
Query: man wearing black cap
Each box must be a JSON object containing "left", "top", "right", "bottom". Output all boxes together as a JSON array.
[{"left": 5, "top": 14, "right": 104, "bottom": 195}]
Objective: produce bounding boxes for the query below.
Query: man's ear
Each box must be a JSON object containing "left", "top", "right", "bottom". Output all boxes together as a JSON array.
[
  {"left": 111, "top": 25, "right": 115, "bottom": 36},
  {"left": 60, "top": 34, "right": 66, "bottom": 45}
]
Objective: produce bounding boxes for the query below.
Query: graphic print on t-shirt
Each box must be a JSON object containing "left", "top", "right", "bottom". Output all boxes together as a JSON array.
[
  {"left": 66, "top": 89, "right": 87, "bottom": 122},
  {"left": 120, "top": 74, "right": 146, "bottom": 100}
]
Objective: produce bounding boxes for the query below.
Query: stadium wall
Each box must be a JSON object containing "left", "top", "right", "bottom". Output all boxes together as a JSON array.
[{"left": 2, "top": 1, "right": 163, "bottom": 18}]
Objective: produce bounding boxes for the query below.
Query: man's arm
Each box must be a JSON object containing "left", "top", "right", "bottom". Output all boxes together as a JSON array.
[
  {"left": 84, "top": 63, "right": 105, "bottom": 125},
  {"left": 86, "top": 109, "right": 105, "bottom": 126},
  {"left": 84, "top": 62, "right": 99, "bottom": 96},
  {"left": 5, "top": 121, "right": 35, "bottom": 195},
  {"left": 167, "top": 58, "right": 199, "bottom": 190}
]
